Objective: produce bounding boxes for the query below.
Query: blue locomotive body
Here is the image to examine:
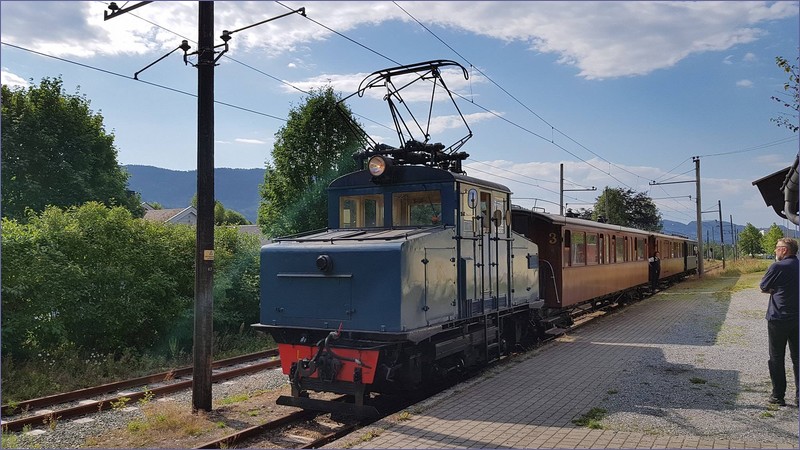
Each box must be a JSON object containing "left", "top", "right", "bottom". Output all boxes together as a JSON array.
[{"left": 255, "top": 163, "right": 542, "bottom": 416}]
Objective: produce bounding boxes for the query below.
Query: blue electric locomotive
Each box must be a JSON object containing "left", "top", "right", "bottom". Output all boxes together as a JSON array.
[{"left": 254, "top": 140, "right": 543, "bottom": 416}]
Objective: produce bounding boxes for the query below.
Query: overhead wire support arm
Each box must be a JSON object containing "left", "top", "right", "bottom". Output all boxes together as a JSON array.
[
  {"left": 649, "top": 179, "right": 695, "bottom": 186},
  {"left": 222, "top": 7, "right": 306, "bottom": 36},
  {"left": 104, "top": 1, "right": 152, "bottom": 21},
  {"left": 214, "top": 7, "right": 306, "bottom": 65},
  {"left": 134, "top": 41, "right": 191, "bottom": 80}
]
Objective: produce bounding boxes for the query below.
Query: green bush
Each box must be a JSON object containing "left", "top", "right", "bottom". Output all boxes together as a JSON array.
[
  {"left": 1, "top": 202, "right": 195, "bottom": 358},
  {"left": 2, "top": 202, "right": 271, "bottom": 400}
]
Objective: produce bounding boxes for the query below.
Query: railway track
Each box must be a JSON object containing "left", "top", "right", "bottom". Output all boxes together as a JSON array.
[
  {"left": 1, "top": 349, "right": 280, "bottom": 432},
  {"left": 193, "top": 395, "right": 362, "bottom": 449}
]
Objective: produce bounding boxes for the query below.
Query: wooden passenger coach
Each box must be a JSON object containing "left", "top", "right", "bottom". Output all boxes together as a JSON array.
[{"left": 511, "top": 209, "right": 697, "bottom": 310}]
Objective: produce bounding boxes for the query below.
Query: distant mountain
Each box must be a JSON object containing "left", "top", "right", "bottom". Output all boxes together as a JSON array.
[
  {"left": 124, "top": 165, "right": 795, "bottom": 236},
  {"left": 124, "top": 165, "right": 265, "bottom": 223}
]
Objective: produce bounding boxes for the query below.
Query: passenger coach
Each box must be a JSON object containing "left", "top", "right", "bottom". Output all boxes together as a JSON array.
[{"left": 512, "top": 209, "right": 698, "bottom": 322}]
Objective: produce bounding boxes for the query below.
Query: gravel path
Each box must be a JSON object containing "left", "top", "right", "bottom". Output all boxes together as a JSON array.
[{"left": 597, "top": 275, "right": 799, "bottom": 443}]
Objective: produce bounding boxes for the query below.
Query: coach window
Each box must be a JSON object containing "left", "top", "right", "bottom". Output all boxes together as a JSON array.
[
  {"left": 599, "top": 234, "right": 606, "bottom": 264},
  {"left": 610, "top": 236, "right": 617, "bottom": 263},
  {"left": 636, "top": 238, "right": 645, "bottom": 261},
  {"left": 616, "top": 235, "right": 624, "bottom": 262},
  {"left": 587, "top": 233, "right": 598, "bottom": 265},
  {"left": 563, "top": 230, "right": 572, "bottom": 267},
  {"left": 572, "top": 231, "right": 586, "bottom": 266}
]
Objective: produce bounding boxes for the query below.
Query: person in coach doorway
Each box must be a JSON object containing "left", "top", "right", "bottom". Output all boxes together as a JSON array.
[
  {"left": 648, "top": 251, "right": 661, "bottom": 292},
  {"left": 759, "top": 237, "right": 799, "bottom": 406}
]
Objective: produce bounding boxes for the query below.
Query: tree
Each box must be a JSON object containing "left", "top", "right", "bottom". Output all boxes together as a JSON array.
[
  {"left": 592, "top": 187, "right": 662, "bottom": 231},
  {"left": 191, "top": 194, "right": 250, "bottom": 225},
  {"left": 258, "top": 86, "right": 363, "bottom": 237},
  {"left": 1, "top": 77, "right": 142, "bottom": 220},
  {"left": 738, "top": 223, "right": 764, "bottom": 256},
  {"left": 761, "top": 223, "right": 785, "bottom": 255},
  {"left": 771, "top": 56, "right": 799, "bottom": 133}
]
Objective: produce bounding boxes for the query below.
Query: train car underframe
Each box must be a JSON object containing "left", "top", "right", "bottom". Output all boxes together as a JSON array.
[{"left": 270, "top": 305, "right": 539, "bottom": 417}]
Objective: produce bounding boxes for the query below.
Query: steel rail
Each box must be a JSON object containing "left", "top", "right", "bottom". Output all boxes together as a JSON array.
[
  {"left": 299, "top": 423, "right": 360, "bottom": 449},
  {"left": 2, "top": 357, "right": 281, "bottom": 432},
  {"left": 193, "top": 409, "right": 319, "bottom": 449},
  {"left": 2, "top": 349, "right": 278, "bottom": 416},
  {"left": 193, "top": 394, "right": 351, "bottom": 449}
]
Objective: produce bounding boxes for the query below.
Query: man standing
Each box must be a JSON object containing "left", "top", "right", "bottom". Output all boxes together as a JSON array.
[
  {"left": 759, "top": 237, "right": 799, "bottom": 406},
  {"left": 648, "top": 251, "right": 661, "bottom": 292}
]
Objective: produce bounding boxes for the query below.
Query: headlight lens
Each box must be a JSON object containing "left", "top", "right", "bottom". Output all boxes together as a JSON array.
[{"left": 368, "top": 156, "right": 388, "bottom": 176}]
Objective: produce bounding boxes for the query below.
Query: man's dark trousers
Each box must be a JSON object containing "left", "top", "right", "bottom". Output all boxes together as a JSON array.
[{"left": 767, "top": 318, "right": 799, "bottom": 400}]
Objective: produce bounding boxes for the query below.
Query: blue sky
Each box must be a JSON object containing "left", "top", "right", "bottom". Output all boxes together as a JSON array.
[{"left": 1, "top": 1, "right": 798, "bottom": 232}]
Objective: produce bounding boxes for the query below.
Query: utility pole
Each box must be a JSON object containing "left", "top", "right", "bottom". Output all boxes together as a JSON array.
[
  {"left": 193, "top": 1, "right": 215, "bottom": 412},
  {"left": 648, "top": 156, "right": 703, "bottom": 277},
  {"left": 730, "top": 215, "right": 736, "bottom": 262},
  {"left": 694, "top": 157, "right": 703, "bottom": 277},
  {"left": 559, "top": 163, "right": 596, "bottom": 216},
  {"left": 718, "top": 200, "right": 725, "bottom": 269}
]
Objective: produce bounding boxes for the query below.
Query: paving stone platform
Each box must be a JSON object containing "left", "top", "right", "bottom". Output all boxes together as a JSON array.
[{"left": 327, "top": 274, "right": 799, "bottom": 449}]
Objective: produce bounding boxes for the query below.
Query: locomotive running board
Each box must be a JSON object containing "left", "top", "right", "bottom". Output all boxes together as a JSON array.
[{"left": 277, "top": 395, "right": 380, "bottom": 419}]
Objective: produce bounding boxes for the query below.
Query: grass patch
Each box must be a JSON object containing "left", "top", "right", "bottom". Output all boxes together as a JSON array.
[
  {"left": 607, "top": 389, "right": 618, "bottom": 395},
  {"left": 715, "top": 325, "right": 747, "bottom": 346},
  {"left": 2, "top": 331, "right": 275, "bottom": 402},
  {"left": 397, "top": 410, "right": 411, "bottom": 421},
  {"left": 217, "top": 393, "right": 249, "bottom": 405},
  {"left": 761, "top": 411, "right": 775, "bottom": 418},
  {"left": 87, "top": 401, "right": 214, "bottom": 447},
  {"left": 572, "top": 407, "right": 607, "bottom": 429},
  {"left": 690, "top": 377, "right": 707, "bottom": 384},
  {"left": 739, "top": 309, "right": 765, "bottom": 320}
]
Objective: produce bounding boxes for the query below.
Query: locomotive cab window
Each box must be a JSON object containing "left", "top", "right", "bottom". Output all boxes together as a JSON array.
[
  {"left": 392, "top": 191, "right": 442, "bottom": 227},
  {"left": 340, "top": 194, "right": 385, "bottom": 228}
]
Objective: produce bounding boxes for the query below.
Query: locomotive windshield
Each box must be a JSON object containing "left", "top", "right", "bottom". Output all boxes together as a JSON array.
[
  {"left": 340, "top": 194, "right": 384, "bottom": 228},
  {"left": 337, "top": 190, "right": 442, "bottom": 229},
  {"left": 392, "top": 191, "right": 441, "bottom": 227}
]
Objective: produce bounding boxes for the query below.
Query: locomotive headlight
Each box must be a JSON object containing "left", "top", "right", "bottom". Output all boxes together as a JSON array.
[{"left": 368, "top": 155, "right": 391, "bottom": 176}]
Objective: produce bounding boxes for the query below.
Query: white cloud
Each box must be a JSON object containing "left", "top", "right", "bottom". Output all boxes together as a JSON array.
[
  {"left": 282, "top": 66, "right": 483, "bottom": 102},
  {"left": 742, "top": 52, "right": 757, "bottom": 62},
  {"left": 235, "top": 138, "right": 267, "bottom": 145},
  {"left": 405, "top": 1, "right": 797, "bottom": 79},
  {"left": 723, "top": 55, "right": 734, "bottom": 65},
  {"left": 1, "top": 69, "right": 29, "bottom": 87},
  {"left": 2, "top": 1, "right": 794, "bottom": 80},
  {"left": 736, "top": 79, "right": 754, "bottom": 88},
  {"left": 423, "top": 111, "right": 500, "bottom": 135},
  {"left": 287, "top": 62, "right": 297, "bottom": 68}
]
